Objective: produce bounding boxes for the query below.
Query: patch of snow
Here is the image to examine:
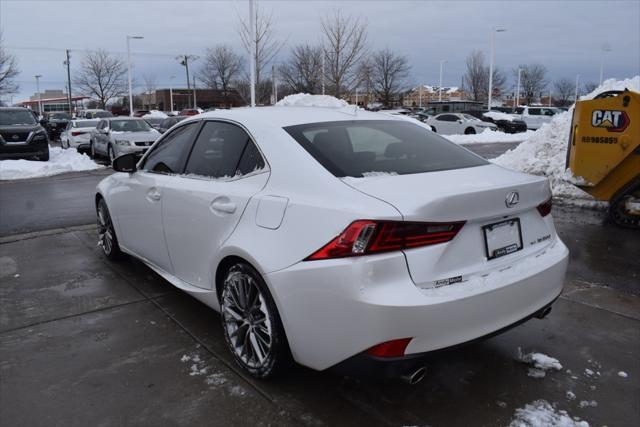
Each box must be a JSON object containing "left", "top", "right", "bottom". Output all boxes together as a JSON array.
[
  {"left": 14, "top": 273, "right": 20, "bottom": 278},
  {"left": 205, "top": 373, "right": 227, "bottom": 386},
  {"left": 518, "top": 349, "right": 563, "bottom": 376},
  {"left": 229, "top": 385, "right": 247, "bottom": 397},
  {"left": 618, "top": 371, "right": 628, "bottom": 378},
  {"left": 143, "top": 110, "right": 168, "bottom": 118},
  {"left": 578, "top": 400, "right": 598, "bottom": 408},
  {"left": 341, "top": 171, "right": 398, "bottom": 185},
  {"left": 497, "top": 401, "right": 508, "bottom": 408},
  {"left": 509, "top": 400, "right": 589, "bottom": 427},
  {"left": 492, "top": 76, "right": 639, "bottom": 206},
  {"left": 584, "top": 368, "right": 595, "bottom": 377},
  {"left": 180, "top": 355, "right": 191, "bottom": 363},
  {"left": 566, "top": 391, "right": 576, "bottom": 401},
  {"left": 484, "top": 111, "right": 516, "bottom": 122},
  {"left": 276, "top": 93, "right": 348, "bottom": 108},
  {"left": 0, "top": 146, "right": 103, "bottom": 180},
  {"left": 446, "top": 129, "right": 534, "bottom": 144}
]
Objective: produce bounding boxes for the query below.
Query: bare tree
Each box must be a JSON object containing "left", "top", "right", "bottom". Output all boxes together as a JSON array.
[
  {"left": 583, "top": 81, "right": 598, "bottom": 94},
  {"left": 199, "top": 44, "right": 244, "bottom": 95},
  {"left": 142, "top": 73, "right": 157, "bottom": 109},
  {"left": 553, "top": 78, "right": 574, "bottom": 107},
  {"left": 74, "top": 49, "right": 127, "bottom": 108},
  {"left": 514, "top": 64, "right": 547, "bottom": 104},
  {"left": 462, "top": 50, "right": 506, "bottom": 103},
  {"left": 321, "top": 10, "right": 368, "bottom": 97},
  {"left": 370, "top": 48, "right": 411, "bottom": 107},
  {"left": 0, "top": 31, "right": 20, "bottom": 96},
  {"left": 278, "top": 44, "right": 323, "bottom": 93},
  {"left": 237, "top": 4, "right": 284, "bottom": 103}
]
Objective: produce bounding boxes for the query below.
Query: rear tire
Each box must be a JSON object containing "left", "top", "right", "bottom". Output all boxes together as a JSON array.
[
  {"left": 108, "top": 145, "right": 115, "bottom": 165},
  {"left": 90, "top": 141, "right": 97, "bottom": 159},
  {"left": 37, "top": 149, "right": 50, "bottom": 161},
  {"left": 464, "top": 127, "right": 476, "bottom": 135},
  {"left": 609, "top": 177, "right": 640, "bottom": 229},
  {"left": 97, "top": 198, "right": 122, "bottom": 260},
  {"left": 220, "top": 262, "right": 291, "bottom": 379}
]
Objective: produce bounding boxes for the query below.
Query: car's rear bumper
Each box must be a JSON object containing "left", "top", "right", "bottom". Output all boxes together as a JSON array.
[
  {"left": 266, "top": 238, "right": 568, "bottom": 372},
  {"left": 0, "top": 142, "right": 49, "bottom": 159}
]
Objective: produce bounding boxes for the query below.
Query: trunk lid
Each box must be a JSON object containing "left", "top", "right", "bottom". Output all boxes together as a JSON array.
[{"left": 342, "top": 164, "right": 556, "bottom": 289}]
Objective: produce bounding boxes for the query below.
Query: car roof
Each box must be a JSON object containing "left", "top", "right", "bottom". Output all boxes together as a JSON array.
[
  {"left": 105, "top": 116, "right": 143, "bottom": 121},
  {"left": 187, "top": 106, "right": 393, "bottom": 128}
]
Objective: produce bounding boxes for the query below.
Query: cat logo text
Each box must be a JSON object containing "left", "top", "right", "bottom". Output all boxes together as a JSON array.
[{"left": 591, "top": 110, "right": 630, "bottom": 132}]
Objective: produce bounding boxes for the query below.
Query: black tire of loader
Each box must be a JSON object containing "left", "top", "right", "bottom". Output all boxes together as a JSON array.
[{"left": 609, "top": 176, "right": 640, "bottom": 229}]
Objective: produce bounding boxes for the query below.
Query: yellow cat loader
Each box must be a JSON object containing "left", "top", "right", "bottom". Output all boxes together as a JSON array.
[{"left": 566, "top": 88, "right": 640, "bottom": 228}]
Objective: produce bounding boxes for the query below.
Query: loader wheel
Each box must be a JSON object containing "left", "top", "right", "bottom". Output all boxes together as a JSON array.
[{"left": 609, "top": 177, "right": 640, "bottom": 229}]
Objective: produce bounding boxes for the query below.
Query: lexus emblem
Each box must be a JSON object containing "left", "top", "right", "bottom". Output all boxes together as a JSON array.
[
  {"left": 505, "top": 191, "right": 519, "bottom": 208},
  {"left": 12, "top": 134, "right": 19, "bottom": 141}
]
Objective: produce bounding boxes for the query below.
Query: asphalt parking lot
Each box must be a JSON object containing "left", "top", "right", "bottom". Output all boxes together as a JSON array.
[{"left": 1, "top": 142, "right": 638, "bottom": 426}]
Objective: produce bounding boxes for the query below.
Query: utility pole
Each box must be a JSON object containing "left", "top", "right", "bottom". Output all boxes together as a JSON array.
[
  {"left": 599, "top": 43, "right": 611, "bottom": 85},
  {"left": 127, "top": 35, "right": 144, "bottom": 116},
  {"left": 438, "top": 60, "right": 446, "bottom": 102},
  {"left": 193, "top": 75, "right": 197, "bottom": 109},
  {"left": 34, "top": 74, "right": 43, "bottom": 116},
  {"left": 515, "top": 68, "right": 522, "bottom": 110},
  {"left": 64, "top": 50, "right": 72, "bottom": 114},
  {"left": 575, "top": 74, "right": 580, "bottom": 103},
  {"left": 169, "top": 75, "right": 175, "bottom": 112},
  {"left": 177, "top": 54, "right": 198, "bottom": 109},
  {"left": 488, "top": 27, "right": 507, "bottom": 110},
  {"left": 249, "top": 0, "right": 256, "bottom": 107}
]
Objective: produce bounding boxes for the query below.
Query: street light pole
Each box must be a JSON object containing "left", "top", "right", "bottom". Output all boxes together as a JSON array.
[
  {"left": 249, "top": 0, "right": 256, "bottom": 107},
  {"left": 488, "top": 27, "right": 507, "bottom": 111},
  {"left": 64, "top": 50, "right": 72, "bottom": 114},
  {"left": 34, "top": 74, "right": 43, "bottom": 116},
  {"left": 574, "top": 74, "right": 580, "bottom": 103},
  {"left": 438, "top": 60, "right": 446, "bottom": 102},
  {"left": 515, "top": 68, "right": 522, "bottom": 110},
  {"left": 599, "top": 43, "right": 611, "bottom": 85},
  {"left": 169, "top": 75, "right": 175, "bottom": 112},
  {"left": 127, "top": 35, "right": 144, "bottom": 116}
]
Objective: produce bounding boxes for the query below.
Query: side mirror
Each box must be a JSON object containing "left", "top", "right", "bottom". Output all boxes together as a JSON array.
[
  {"left": 457, "top": 120, "right": 463, "bottom": 124},
  {"left": 112, "top": 152, "right": 138, "bottom": 173}
]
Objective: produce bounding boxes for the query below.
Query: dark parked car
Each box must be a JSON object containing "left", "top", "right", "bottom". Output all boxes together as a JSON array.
[
  {"left": 0, "top": 107, "right": 50, "bottom": 161},
  {"left": 462, "top": 110, "right": 528, "bottom": 134},
  {"left": 157, "top": 115, "right": 187, "bottom": 133},
  {"left": 44, "top": 111, "right": 72, "bottom": 140},
  {"left": 133, "top": 110, "right": 150, "bottom": 117},
  {"left": 179, "top": 109, "right": 200, "bottom": 116}
]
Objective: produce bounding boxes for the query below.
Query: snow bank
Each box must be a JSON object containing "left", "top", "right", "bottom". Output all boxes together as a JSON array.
[
  {"left": 276, "top": 93, "right": 348, "bottom": 108},
  {"left": 143, "top": 110, "right": 168, "bottom": 118},
  {"left": 509, "top": 400, "right": 589, "bottom": 427},
  {"left": 492, "top": 76, "right": 639, "bottom": 204},
  {"left": 446, "top": 129, "right": 534, "bottom": 145},
  {"left": 0, "top": 146, "right": 103, "bottom": 180},
  {"left": 484, "top": 111, "right": 516, "bottom": 122}
]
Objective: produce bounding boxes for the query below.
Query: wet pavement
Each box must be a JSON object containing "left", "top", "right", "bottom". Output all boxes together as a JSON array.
[{"left": 1, "top": 140, "right": 639, "bottom": 426}]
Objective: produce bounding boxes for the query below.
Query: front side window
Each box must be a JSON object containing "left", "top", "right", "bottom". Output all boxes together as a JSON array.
[
  {"left": 184, "top": 121, "right": 264, "bottom": 179},
  {"left": 284, "top": 120, "right": 487, "bottom": 178},
  {"left": 528, "top": 108, "right": 541, "bottom": 116},
  {"left": 141, "top": 122, "right": 199, "bottom": 174}
]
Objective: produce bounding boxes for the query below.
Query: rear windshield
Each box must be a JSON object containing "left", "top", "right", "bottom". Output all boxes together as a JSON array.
[
  {"left": 74, "top": 120, "right": 99, "bottom": 128},
  {"left": 110, "top": 119, "right": 152, "bottom": 132},
  {"left": 284, "top": 120, "right": 487, "bottom": 178}
]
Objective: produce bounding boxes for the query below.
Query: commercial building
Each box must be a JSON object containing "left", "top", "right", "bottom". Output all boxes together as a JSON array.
[
  {"left": 154, "top": 88, "right": 244, "bottom": 111},
  {"left": 17, "top": 89, "right": 89, "bottom": 114}
]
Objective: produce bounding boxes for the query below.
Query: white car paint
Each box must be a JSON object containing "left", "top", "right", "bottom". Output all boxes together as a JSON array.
[
  {"left": 96, "top": 106, "right": 568, "bottom": 372},
  {"left": 60, "top": 119, "right": 99, "bottom": 148},
  {"left": 426, "top": 113, "right": 498, "bottom": 135},
  {"left": 513, "top": 106, "right": 562, "bottom": 130},
  {"left": 91, "top": 117, "right": 161, "bottom": 161}
]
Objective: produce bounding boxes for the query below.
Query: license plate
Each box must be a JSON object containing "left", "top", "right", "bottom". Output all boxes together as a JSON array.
[{"left": 483, "top": 218, "right": 523, "bottom": 260}]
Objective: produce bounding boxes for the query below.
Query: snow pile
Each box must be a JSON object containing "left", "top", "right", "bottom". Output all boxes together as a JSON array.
[
  {"left": 0, "top": 146, "right": 103, "bottom": 180},
  {"left": 276, "top": 93, "right": 348, "bottom": 108},
  {"left": 446, "top": 129, "right": 534, "bottom": 144},
  {"left": 518, "top": 348, "right": 563, "bottom": 378},
  {"left": 484, "top": 111, "right": 516, "bottom": 122},
  {"left": 618, "top": 371, "right": 628, "bottom": 378},
  {"left": 509, "top": 400, "right": 589, "bottom": 427},
  {"left": 492, "top": 76, "right": 639, "bottom": 203},
  {"left": 143, "top": 110, "right": 168, "bottom": 118}
]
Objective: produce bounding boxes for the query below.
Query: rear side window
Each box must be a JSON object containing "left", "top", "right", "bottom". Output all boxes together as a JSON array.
[
  {"left": 142, "top": 122, "right": 198, "bottom": 174},
  {"left": 528, "top": 108, "right": 541, "bottom": 115},
  {"left": 184, "top": 121, "right": 264, "bottom": 179},
  {"left": 284, "top": 120, "right": 487, "bottom": 178}
]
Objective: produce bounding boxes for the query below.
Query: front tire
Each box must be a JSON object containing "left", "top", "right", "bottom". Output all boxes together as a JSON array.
[
  {"left": 108, "top": 145, "right": 115, "bottom": 165},
  {"left": 90, "top": 141, "right": 97, "bottom": 159},
  {"left": 464, "top": 127, "right": 476, "bottom": 135},
  {"left": 220, "top": 262, "right": 290, "bottom": 378},
  {"left": 97, "top": 198, "right": 122, "bottom": 260}
]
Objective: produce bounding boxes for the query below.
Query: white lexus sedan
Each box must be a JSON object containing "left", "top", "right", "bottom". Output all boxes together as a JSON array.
[
  {"left": 426, "top": 112, "right": 498, "bottom": 135},
  {"left": 95, "top": 104, "right": 568, "bottom": 381}
]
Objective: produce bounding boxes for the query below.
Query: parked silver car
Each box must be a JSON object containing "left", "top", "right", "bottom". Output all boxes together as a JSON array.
[{"left": 90, "top": 117, "right": 161, "bottom": 163}]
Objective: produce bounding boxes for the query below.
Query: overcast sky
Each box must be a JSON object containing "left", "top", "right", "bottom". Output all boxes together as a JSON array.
[{"left": 2, "top": 0, "right": 639, "bottom": 102}]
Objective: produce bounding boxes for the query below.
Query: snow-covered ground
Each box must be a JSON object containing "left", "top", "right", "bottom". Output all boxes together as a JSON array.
[
  {"left": 0, "top": 146, "right": 102, "bottom": 180},
  {"left": 446, "top": 129, "right": 535, "bottom": 144},
  {"left": 492, "top": 76, "right": 639, "bottom": 206}
]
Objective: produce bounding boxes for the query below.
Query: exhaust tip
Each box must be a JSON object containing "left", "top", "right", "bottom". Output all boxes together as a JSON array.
[
  {"left": 536, "top": 306, "right": 553, "bottom": 319},
  {"left": 401, "top": 366, "right": 427, "bottom": 385}
]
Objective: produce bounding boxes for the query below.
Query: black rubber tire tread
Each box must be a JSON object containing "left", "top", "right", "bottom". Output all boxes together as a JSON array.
[
  {"left": 609, "top": 176, "right": 640, "bottom": 229},
  {"left": 97, "top": 198, "right": 123, "bottom": 260}
]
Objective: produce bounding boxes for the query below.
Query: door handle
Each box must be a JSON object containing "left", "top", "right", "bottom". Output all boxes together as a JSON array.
[
  {"left": 210, "top": 199, "right": 236, "bottom": 214},
  {"left": 146, "top": 187, "right": 162, "bottom": 202}
]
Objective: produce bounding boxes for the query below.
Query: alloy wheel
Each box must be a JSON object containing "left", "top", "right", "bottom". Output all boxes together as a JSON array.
[
  {"left": 222, "top": 270, "right": 273, "bottom": 369},
  {"left": 97, "top": 202, "right": 114, "bottom": 255}
]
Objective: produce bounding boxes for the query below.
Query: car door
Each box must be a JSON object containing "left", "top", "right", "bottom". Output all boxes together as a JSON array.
[
  {"left": 161, "top": 120, "right": 269, "bottom": 289},
  {"left": 434, "top": 114, "right": 457, "bottom": 134},
  {"left": 95, "top": 120, "right": 109, "bottom": 154},
  {"left": 109, "top": 121, "right": 201, "bottom": 272}
]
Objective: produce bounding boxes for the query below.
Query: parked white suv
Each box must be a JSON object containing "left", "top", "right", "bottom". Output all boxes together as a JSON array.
[{"left": 514, "top": 106, "right": 563, "bottom": 130}]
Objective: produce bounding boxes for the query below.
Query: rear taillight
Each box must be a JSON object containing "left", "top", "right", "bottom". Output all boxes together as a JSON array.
[
  {"left": 305, "top": 220, "right": 465, "bottom": 261},
  {"left": 537, "top": 198, "right": 552, "bottom": 217},
  {"left": 365, "top": 338, "right": 412, "bottom": 358},
  {"left": 71, "top": 131, "right": 85, "bottom": 136}
]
